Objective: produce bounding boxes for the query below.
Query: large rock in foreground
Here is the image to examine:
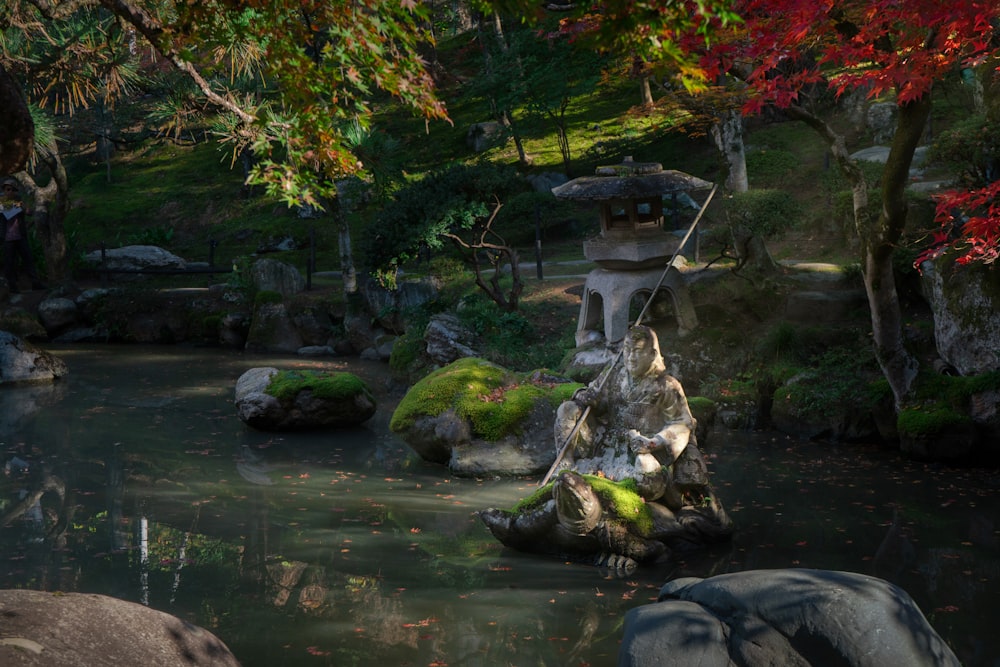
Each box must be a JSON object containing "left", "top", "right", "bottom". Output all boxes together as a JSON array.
[
  {"left": 0, "top": 589, "right": 240, "bottom": 666},
  {"left": 0, "top": 331, "right": 67, "bottom": 383},
  {"left": 620, "top": 568, "right": 960, "bottom": 667},
  {"left": 235, "top": 366, "right": 376, "bottom": 431}
]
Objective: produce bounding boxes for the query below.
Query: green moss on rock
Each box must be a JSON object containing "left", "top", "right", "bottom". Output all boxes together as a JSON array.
[
  {"left": 390, "top": 357, "right": 579, "bottom": 441},
  {"left": 266, "top": 369, "right": 373, "bottom": 404},
  {"left": 897, "top": 403, "right": 971, "bottom": 437},
  {"left": 505, "top": 474, "right": 653, "bottom": 535}
]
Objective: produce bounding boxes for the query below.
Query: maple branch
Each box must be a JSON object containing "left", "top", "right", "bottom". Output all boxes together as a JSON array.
[{"left": 785, "top": 103, "right": 863, "bottom": 185}]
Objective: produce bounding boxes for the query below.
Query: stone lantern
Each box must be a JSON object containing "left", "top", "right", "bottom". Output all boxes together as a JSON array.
[{"left": 552, "top": 157, "right": 714, "bottom": 346}]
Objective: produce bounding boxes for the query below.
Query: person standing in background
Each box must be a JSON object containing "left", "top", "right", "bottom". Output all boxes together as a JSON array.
[{"left": 1, "top": 177, "right": 45, "bottom": 293}]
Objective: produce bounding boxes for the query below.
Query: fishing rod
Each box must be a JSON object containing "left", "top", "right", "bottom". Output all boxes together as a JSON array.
[{"left": 538, "top": 183, "right": 719, "bottom": 487}]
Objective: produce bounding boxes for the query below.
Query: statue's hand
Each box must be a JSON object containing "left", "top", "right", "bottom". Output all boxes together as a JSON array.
[
  {"left": 573, "top": 386, "right": 596, "bottom": 406},
  {"left": 628, "top": 429, "right": 652, "bottom": 454}
]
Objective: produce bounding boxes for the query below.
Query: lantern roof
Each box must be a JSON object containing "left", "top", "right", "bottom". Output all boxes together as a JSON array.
[{"left": 551, "top": 156, "right": 713, "bottom": 201}]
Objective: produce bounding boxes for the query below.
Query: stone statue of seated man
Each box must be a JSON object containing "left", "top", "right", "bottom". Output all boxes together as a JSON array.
[
  {"left": 477, "top": 325, "right": 731, "bottom": 570},
  {"left": 554, "top": 324, "right": 708, "bottom": 509}
]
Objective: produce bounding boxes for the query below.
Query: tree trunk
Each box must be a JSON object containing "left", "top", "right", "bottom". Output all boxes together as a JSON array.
[
  {"left": 20, "top": 142, "right": 70, "bottom": 284},
  {"left": 477, "top": 12, "right": 528, "bottom": 166},
  {"left": 503, "top": 109, "right": 529, "bottom": 166},
  {"left": 710, "top": 109, "right": 749, "bottom": 193},
  {"left": 0, "top": 64, "right": 33, "bottom": 175},
  {"left": 786, "top": 98, "right": 926, "bottom": 408},
  {"left": 640, "top": 75, "right": 654, "bottom": 106},
  {"left": 714, "top": 108, "right": 768, "bottom": 272},
  {"left": 330, "top": 195, "right": 357, "bottom": 295},
  {"left": 982, "top": 54, "right": 1000, "bottom": 123},
  {"left": 863, "top": 95, "right": 930, "bottom": 406}
]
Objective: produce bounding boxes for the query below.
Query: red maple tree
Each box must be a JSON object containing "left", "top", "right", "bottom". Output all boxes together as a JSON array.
[
  {"left": 710, "top": 0, "right": 1000, "bottom": 269},
  {"left": 702, "top": 0, "right": 999, "bottom": 404}
]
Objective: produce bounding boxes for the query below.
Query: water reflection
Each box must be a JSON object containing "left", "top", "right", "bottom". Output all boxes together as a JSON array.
[{"left": 0, "top": 345, "right": 998, "bottom": 666}]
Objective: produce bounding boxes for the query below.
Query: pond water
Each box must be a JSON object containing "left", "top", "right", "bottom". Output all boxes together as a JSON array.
[{"left": 1, "top": 345, "right": 999, "bottom": 667}]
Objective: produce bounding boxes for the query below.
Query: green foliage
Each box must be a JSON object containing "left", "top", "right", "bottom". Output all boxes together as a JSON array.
[
  {"left": 118, "top": 225, "right": 175, "bottom": 247},
  {"left": 265, "top": 370, "right": 372, "bottom": 403},
  {"left": 492, "top": 191, "right": 581, "bottom": 246},
  {"left": 771, "top": 342, "right": 882, "bottom": 421},
  {"left": 927, "top": 113, "right": 1000, "bottom": 187},
  {"left": 201, "top": 314, "right": 221, "bottom": 335},
  {"left": 896, "top": 370, "right": 1000, "bottom": 437},
  {"left": 455, "top": 292, "right": 572, "bottom": 370},
  {"left": 896, "top": 371, "right": 1000, "bottom": 436},
  {"left": 254, "top": 290, "right": 283, "bottom": 306},
  {"left": 360, "top": 162, "right": 531, "bottom": 278},
  {"left": 745, "top": 149, "right": 800, "bottom": 183},
  {"left": 687, "top": 396, "right": 718, "bottom": 426},
  {"left": 897, "top": 404, "right": 971, "bottom": 436},
  {"left": 389, "top": 357, "right": 574, "bottom": 441},
  {"left": 725, "top": 188, "right": 801, "bottom": 239}
]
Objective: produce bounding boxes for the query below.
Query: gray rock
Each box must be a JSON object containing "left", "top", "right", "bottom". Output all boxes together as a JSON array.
[
  {"left": 527, "top": 171, "right": 568, "bottom": 193},
  {"left": 363, "top": 276, "right": 438, "bottom": 333},
  {"left": 449, "top": 400, "right": 558, "bottom": 476},
  {"left": 392, "top": 360, "right": 561, "bottom": 477},
  {"left": 920, "top": 256, "right": 1000, "bottom": 375},
  {"left": 866, "top": 101, "right": 897, "bottom": 144},
  {"left": 374, "top": 333, "right": 396, "bottom": 361},
  {"left": 424, "top": 313, "right": 478, "bottom": 365},
  {"left": 466, "top": 121, "right": 505, "bottom": 152},
  {"left": 620, "top": 569, "right": 960, "bottom": 667},
  {"left": 234, "top": 366, "right": 376, "bottom": 431},
  {"left": 249, "top": 258, "right": 304, "bottom": 297},
  {"left": 82, "top": 245, "right": 186, "bottom": 280},
  {"left": 37, "top": 297, "right": 78, "bottom": 333},
  {"left": 0, "top": 331, "right": 68, "bottom": 383},
  {"left": 245, "top": 302, "right": 304, "bottom": 354},
  {"left": 292, "top": 309, "right": 335, "bottom": 346},
  {"left": 0, "top": 589, "right": 239, "bottom": 666},
  {"left": 219, "top": 312, "right": 250, "bottom": 348}
]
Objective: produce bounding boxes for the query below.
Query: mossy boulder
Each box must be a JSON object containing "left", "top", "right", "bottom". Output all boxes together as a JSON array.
[
  {"left": 389, "top": 357, "right": 579, "bottom": 477},
  {"left": 235, "top": 366, "right": 376, "bottom": 431},
  {"left": 921, "top": 254, "right": 1000, "bottom": 375}
]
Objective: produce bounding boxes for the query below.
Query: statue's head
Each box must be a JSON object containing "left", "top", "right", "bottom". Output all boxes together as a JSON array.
[{"left": 624, "top": 325, "right": 663, "bottom": 378}]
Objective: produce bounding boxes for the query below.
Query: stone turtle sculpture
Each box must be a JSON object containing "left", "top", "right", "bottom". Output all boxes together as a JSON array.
[{"left": 478, "top": 468, "right": 732, "bottom": 573}]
